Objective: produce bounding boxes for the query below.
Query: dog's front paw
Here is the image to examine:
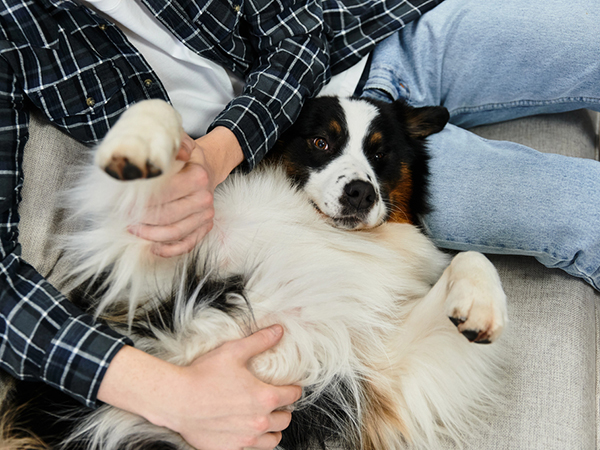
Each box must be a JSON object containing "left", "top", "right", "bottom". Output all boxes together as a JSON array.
[
  {"left": 445, "top": 252, "right": 507, "bottom": 344},
  {"left": 95, "top": 100, "right": 183, "bottom": 181},
  {"left": 105, "top": 157, "right": 162, "bottom": 181}
]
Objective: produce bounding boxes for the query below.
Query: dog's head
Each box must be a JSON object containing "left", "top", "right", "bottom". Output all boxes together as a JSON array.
[{"left": 271, "top": 97, "right": 449, "bottom": 229}]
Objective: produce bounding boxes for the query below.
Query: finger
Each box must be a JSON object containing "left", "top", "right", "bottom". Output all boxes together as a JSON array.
[
  {"left": 132, "top": 208, "right": 214, "bottom": 243},
  {"left": 150, "top": 225, "right": 213, "bottom": 258},
  {"left": 235, "top": 325, "right": 284, "bottom": 362},
  {"left": 272, "top": 385, "right": 303, "bottom": 409},
  {"left": 267, "top": 410, "right": 293, "bottom": 433},
  {"left": 140, "top": 191, "right": 214, "bottom": 226},
  {"left": 142, "top": 195, "right": 212, "bottom": 226},
  {"left": 243, "top": 431, "right": 282, "bottom": 450},
  {"left": 137, "top": 191, "right": 215, "bottom": 229},
  {"left": 147, "top": 162, "right": 212, "bottom": 207},
  {"left": 175, "top": 133, "right": 195, "bottom": 162}
]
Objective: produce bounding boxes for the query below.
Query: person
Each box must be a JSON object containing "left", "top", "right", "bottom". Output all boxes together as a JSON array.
[
  {"left": 0, "top": 0, "right": 598, "bottom": 449},
  {"left": 0, "top": 1, "right": 442, "bottom": 449}
]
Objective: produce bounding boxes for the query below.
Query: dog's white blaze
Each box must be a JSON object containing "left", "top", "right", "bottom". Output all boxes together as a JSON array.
[
  {"left": 338, "top": 98, "right": 378, "bottom": 163},
  {"left": 304, "top": 99, "right": 386, "bottom": 228}
]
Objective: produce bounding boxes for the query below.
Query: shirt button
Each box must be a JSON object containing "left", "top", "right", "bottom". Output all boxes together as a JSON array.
[
  {"left": 144, "top": 79, "right": 153, "bottom": 88},
  {"left": 99, "top": 24, "right": 107, "bottom": 31},
  {"left": 86, "top": 97, "right": 96, "bottom": 107},
  {"left": 233, "top": 4, "right": 241, "bottom": 12}
]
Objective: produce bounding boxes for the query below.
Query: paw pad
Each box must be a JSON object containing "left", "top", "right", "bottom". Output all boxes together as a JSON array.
[
  {"left": 448, "top": 317, "right": 494, "bottom": 344},
  {"left": 105, "top": 156, "right": 163, "bottom": 180}
]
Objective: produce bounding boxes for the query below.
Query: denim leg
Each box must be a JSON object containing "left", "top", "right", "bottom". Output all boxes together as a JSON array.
[
  {"left": 360, "top": 0, "right": 600, "bottom": 289},
  {"left": 362, "top": 0, "right": 600, "bottom": 122},
  {"left": 422, "top": 125, "right": 600, "bottom": 290}
]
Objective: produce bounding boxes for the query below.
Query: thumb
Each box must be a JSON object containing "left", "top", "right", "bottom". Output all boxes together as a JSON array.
[
  {"left": 176, "top": 133, "right": 196, "bottom": 162},
  {"left": 235, "top": 325, "right": 284, "bottom": 362}
]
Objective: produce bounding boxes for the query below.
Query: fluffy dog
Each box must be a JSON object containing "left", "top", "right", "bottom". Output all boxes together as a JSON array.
[{"left": 0, "top": 98, "right": 507, "bottom": 450}]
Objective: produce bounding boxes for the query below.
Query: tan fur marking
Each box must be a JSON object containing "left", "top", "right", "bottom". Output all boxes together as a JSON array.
[
  {"left": 369, "top": 132, "right": 383, "bottom": 145},
  {"left": 0, "top": 406, "right": 50, "bottom": 450},
  {"left": 361, "top": 379, "right": 409, "bottom": 450},
  {"left": 387, "top": 163, "right": 414, "bottom": 224},
  {"left": 329, "top": 120, "right": 342, "bottom": 135},
  {"left": 265, "top": 153, "right": 305, "bottom": 184}
]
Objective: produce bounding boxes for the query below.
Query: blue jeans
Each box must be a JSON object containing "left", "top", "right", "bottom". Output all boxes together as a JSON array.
[{"left": 361, "top": 0, "right": 600, "bottom": 289}]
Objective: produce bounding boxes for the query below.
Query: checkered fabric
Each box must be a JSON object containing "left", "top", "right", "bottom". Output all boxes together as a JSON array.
[{"left": 0, "top": 0, "right": 443, "bottom": 407}]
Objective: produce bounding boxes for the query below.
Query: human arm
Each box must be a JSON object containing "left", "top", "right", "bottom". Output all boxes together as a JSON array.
[
  {"left": 0, "top": 54, "right": 135, "bottom": 407},
  {"left": 1, "top": 65, "right": 299, "bottom": 445},
  {"left": 209, "top": 0, "right": 330, "bottom": 172},
  {"left": 98, "top": 325, "right": 302, "bottom": 450}
]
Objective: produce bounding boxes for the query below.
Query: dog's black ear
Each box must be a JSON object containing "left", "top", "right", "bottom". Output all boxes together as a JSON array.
[{"left": 399, "top": 103, "right": 450, "bottom": 140}]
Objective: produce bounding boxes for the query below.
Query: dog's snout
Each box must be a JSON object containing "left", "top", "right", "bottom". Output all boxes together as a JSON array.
[{"left": 344, "top": 180, "right": 376, "bottom": 211}]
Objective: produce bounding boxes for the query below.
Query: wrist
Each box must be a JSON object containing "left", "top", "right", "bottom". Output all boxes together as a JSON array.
[
  {"left": 192, "top": 126, "right": 244, "bottom": 187},
  {"left": 97, "top": 346, "right": 179, "bottom": 427}
]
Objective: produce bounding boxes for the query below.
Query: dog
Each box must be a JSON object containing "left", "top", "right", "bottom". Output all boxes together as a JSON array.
[{"left": 0, "top": 98, "right": 508, "bottom": 450}]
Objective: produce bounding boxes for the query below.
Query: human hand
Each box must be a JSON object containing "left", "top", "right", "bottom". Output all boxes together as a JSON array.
[
  {"left": 130, "top": 128, "right": 244, "bottom": 258},
  {"left": 156, "top": 325, "right": 302, "bottom": 450},
  {"left": 99, "top": 325, "right": 302, "bottom": 450}
]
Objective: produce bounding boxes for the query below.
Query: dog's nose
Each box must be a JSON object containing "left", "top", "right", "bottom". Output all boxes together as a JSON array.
[{"left": 344, "top": 180, "right": 376, "bottom": 211}]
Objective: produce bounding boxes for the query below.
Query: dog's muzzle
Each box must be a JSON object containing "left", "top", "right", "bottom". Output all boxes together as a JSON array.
[{"left": 324, "top": 179, "right": 381, "bottom": 229}]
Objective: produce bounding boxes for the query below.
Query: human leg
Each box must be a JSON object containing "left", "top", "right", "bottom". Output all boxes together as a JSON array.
[
  {"left": 362, "top": 0, "right": 600, "bottom": 124},
  {"left": 420, "top": 124, "right": 600, "bottom": 290},
  {"left": 360, "top": 0, "right": 600, "bottom": 289}
]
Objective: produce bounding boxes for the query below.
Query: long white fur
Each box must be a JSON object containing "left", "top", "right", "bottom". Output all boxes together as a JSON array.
[{"left": 57, "top": 100, "right": 508, "bottom": 450}]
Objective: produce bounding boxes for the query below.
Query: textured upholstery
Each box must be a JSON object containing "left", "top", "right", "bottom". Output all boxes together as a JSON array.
[
  {"left": 466, "top": 110, "right": 600, "bottom": 449},
  {"left": 12, "top": 110, "right": 600, "bottom": 449},
  {"left": 18, "top": 112, "right": 91, "bottom": 285}
]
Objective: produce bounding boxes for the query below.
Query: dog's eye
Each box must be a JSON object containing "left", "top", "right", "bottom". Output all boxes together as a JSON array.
[
  {"left": 312, "top": 137, "right": 329, "bottom": 151},
  {"left": 373, "top": 152, "right": 385, "bottom": 161}
]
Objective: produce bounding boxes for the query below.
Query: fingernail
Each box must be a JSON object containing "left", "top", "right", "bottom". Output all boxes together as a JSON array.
[
  {"left": 268, "top": 324, "right": 284, "bottom": 338},
  {"left": 127, "top": 225, "right": 140, "bottom": 236}
]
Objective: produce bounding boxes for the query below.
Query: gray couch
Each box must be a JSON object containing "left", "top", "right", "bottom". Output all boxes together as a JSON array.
[{"left": 14, "top": 109, "right": 600, "bottom": 449}]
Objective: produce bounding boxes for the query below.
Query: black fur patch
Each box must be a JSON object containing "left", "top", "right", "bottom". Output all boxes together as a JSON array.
[
  {"left": 280, "top": 377, "right": 359, "bottom": 450},
  {"left": 3, "top": 379, "right": 90, "bottom": 450},
  {"left": 3, "top": 258, "right": 252, "bottom": 448},
  {"left": 129, "top": 258, "right": 250, "bottom": 339}
]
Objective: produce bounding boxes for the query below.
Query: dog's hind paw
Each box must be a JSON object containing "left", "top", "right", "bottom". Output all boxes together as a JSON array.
[
  {"left": 444, "top": 252, "right": 508, "bottom": 344},
  {"left": 95, "top": 100, "right": 183, "bottom": 181}
]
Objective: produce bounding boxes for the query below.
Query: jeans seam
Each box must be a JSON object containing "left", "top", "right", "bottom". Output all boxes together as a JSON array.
[
  {"left": 450, "top": 97, "right": 600, "bottom": 118},
  {"left": 428, "top": 234, "right": 599, "bottom": 290},
  {"left": 362, "top": 71, "right": 410, "bottom": 102},
  {"left": 594, "top": 111, "right": 600, "bottom": 161}
]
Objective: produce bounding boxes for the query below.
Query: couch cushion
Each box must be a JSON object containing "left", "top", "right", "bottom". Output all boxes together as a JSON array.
[
  {"left": 464, "top": 255, "right": 598, "bottom": 450},
  {"left": 464, "top": 110, "right": 599, "bottom": 449},
  {"left": 19, "top": 112, "right": 91, "bottom": 286},
  {"left": 469, "top": 109, "right": 598, "bottom": 160}
]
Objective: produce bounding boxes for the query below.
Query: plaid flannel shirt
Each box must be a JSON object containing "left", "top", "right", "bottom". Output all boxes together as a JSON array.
[{"left": 0, "top": 0, "right": 444, "bottom": 407}]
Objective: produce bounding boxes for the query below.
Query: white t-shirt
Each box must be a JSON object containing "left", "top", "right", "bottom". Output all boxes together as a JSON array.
[{"left": 79, "top": 0, "right": 367, "bottom": 137}]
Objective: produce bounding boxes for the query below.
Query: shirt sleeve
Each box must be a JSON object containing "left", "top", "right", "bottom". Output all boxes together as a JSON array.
[
  {"left": 0, "top": 56, "right": 132, "bottom": 409},
  {"left": 209, "top": 0, "right": 331, "bottom": 171}
]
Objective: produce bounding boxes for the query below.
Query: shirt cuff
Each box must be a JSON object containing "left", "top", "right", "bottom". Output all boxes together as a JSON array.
[
  {"left": 210, "top": 95, "right": 279, "bottom": 172},
  {"left": 42, "top": 314, "right": 133, "bottom": 409}
]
